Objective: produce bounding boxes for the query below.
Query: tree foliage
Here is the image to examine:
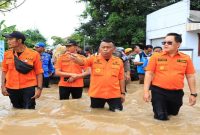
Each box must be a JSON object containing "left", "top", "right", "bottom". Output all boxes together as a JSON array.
[
  {"left": 0, "top": 21, "right": 46, "bottom": 50},
  {"left": 23, "top": 29, "right": 46, "bottom": 48},
  {"left": 77, "top": 0, "right": 186, "bottom": 48},
  {"left": 191, "top": 0, "right": 200, "bottom": 10},
  {"left": 68, "top": 31, "right": 85, "bottom": 47},
  {"left": 0, "top": 0, "right": 26, "bottom": 13},
  {"left": 0, "top": 20, "right": 16, "bottom": 50},
  {"left": 51, "top": 36, "right": 66, "bottom": 46}
]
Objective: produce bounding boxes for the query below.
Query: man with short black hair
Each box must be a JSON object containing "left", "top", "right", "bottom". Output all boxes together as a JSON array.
[
  {"left": 1, "top": 31, "right": 43, "bottom": 109},
  {"left": 55, "top": 40, "right": 90, "bottom": 100},
  {"left": 143, "top": 32, "right": 197, "bottom": 120},
  {"left": 75, "top": 38, "right": 125, "bottom": 112},
  {"left": 134, "top": 45, "right": 153, "bottom": 84},
  {"left": 153, "top": 46, "right": 162, "bottom": 53}
]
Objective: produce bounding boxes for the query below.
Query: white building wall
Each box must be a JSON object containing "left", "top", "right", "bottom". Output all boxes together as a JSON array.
[
  {"left": 146, "top": 0, "right": 190, "bottom": 44},
  {"left": 185, "top": 32, "right": 200, "bottom": 68},
  {"left": 146, "top": 0, "right": 200, "bottom": 71}
]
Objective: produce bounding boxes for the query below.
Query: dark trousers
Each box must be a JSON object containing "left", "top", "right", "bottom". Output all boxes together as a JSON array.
[
  {"left": 43, "top": 77, "right": 50, "bottom": 88},
  {"left": 138, "top": 74, "right": 145, "bottom": 84},
  {"left": 150, "top": 85, "right": 184, "bottom": 120},
  {"left": 90, "top": 97, "right": 123, "bottom": 112},
  {"left": 7, "top": 86, "right": 36, "bottom": 109},
  {"left": 59, "top": 86, "right": 83, "bottom": 100}
]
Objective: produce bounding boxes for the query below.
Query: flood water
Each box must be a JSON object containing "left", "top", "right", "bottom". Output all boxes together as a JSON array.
[{"left": 0, "top": 74, "right": 200, "bottom": 135}]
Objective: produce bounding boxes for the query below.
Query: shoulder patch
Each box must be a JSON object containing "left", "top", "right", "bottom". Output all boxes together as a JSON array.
[
  {"left": 28, "top": 48, "right": 37, "bottom": 52},
  {"left": 177, "top": 59, "right": 187, "bottom": 63},
  {"left": 5, "top": 49, "right": 12, "bottom": 52},
  {"left": 112, "top": 55, "right": 121, "bottom": 60},
  {"left": 158, "top": 58, "right": 167, "bottom": 61}
]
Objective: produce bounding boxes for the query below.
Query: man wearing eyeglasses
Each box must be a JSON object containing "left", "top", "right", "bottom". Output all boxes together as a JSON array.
[{"left": 143, "top": 33, "right": 197, "bottom": 120}]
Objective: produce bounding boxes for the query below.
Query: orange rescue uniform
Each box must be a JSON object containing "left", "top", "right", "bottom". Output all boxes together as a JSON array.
[
  {"left": 146, "top": 51, "right": 195, "bottom": 90},
  {"left": 2, "top": 48, "right": 43, "bottom": 89},
  {"left": 85, "top": 54, "right": 124, "bottom": 99},
  {"left": 55, "top": 53, "right": 86, "bottom": 87}
]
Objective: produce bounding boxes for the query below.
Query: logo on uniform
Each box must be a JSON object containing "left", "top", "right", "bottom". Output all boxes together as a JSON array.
[
  {"left": 95, "top": 68, "right": 101, "bottom": 73},
  {"left": 159, "top": 66, "right": 165, "bottom": 70},
  {"left": 112, "top": 61, "right": 119, "bottom": 65}
]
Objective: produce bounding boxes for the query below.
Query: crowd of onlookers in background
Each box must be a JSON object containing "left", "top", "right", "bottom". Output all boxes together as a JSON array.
[{"left": 43, "top": 42, "right": 163, "bottom": 89}]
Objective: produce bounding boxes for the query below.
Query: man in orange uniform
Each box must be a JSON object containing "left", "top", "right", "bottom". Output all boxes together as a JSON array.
[
  {"left": 1, "top": 31, "right": 43, "bottom": 109},
  {"left": 143, "top": 33, "right": 197, "bottom": 120},
  {"left": 76, "top": 38, "right": 125, "bottom": 112},
  {"left": 55, "top": 40, "right": 89, "bottom": 100}
]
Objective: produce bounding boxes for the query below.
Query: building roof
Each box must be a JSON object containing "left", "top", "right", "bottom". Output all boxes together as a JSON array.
[{"left": 189, "top": 10, "right": 200, "bottom": 23}]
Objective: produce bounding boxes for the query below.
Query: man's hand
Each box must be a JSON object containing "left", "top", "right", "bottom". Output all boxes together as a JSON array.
[
  {"left": 143, "top": 90, "right": 151, "bottom": 102},
  {"left": 121, "top": 94, "right": 125, "bottom": 103},
  {"left": 49, "top": 72, "right": 53, "bottom": 77},
  {"left": 189, "top": 95, "right": 196, "bottom": 106},
  {"left": 125, "top": 74, "right": 131, "bottom": 81},
  {"left": 69, "top": 53, "right": 78, "bottom": 61},
  {"left": 31, "top": 89, "right": 42, "bottom": 99},
  {"left": 1, "top": 86, "right": 9, "bottom": 96},
  {"left": 67, "top": 77, "right": 75, "bottom": 83}
]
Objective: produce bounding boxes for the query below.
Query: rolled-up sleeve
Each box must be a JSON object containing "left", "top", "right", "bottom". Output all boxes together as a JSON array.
[{"left": 145, "top": 54, "right": 157, "bottom": 72}]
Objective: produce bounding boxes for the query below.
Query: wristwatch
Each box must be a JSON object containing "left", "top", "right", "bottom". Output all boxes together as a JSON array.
[
  {"left": 37, "top": 86, "right": 43, "bottom": 91},
  {"left": 190, "top": 93, "right": 197, "bottom": 97},
  {"left": 121, "top": 92, "right": 126, "bottom": 95}
]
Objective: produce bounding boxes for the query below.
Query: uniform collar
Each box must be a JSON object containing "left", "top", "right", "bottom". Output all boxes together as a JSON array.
[
  {"left": 13, "top": 46, "right": 28, "bottom": 55},
  {"left": 161, "top": 51, "right": 182, "bottom": 56},
  {"left": 99, "top": 53, "right": 114, "bottom": 61}
]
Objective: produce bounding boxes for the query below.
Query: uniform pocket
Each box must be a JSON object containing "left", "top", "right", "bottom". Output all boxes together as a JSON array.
[
  {"left": 6, "top": 61, "right": 14, "bottom": 69},
  {"left": 111, "top": 66, "right": 120, "bottom": 77},
  {"left": 174, "top": 63, "right": 187, "bottom": 72},
  {"left": 157, "top": 64, "right": 168, "bottom": 71}
]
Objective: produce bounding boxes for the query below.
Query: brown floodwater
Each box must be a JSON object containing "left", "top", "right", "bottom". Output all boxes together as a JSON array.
[{"left": 0, "top": 74, "right": 200, "bottom": 135}]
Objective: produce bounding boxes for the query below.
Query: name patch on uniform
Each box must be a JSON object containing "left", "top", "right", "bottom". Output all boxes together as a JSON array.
[
  {"left": 6, "top": 57, "right": 12, "bottom": 60},
  {"left": 94, "top": 59, "right": 102, "bottom": 64},
  {"left": 158, "top": 58, "right": 167, "bottom": 61},
  {"left": 26, "top": 58, "right": 33, "bottom": 61},
  {"left": 112, "top": 61, "right": 120, "bottom": 65},
  {"left": 177, "top": 59, "right": 186, "bottom": 63}
]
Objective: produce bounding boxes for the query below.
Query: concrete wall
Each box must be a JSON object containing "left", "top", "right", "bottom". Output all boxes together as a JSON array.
[{"left": 146, "top": 0, "right": 190, "bottom": 45}]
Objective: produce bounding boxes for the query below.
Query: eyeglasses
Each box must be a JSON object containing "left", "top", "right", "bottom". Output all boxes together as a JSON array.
[{"left": 161, "top": 41, "right": 173, "bottom": 45}]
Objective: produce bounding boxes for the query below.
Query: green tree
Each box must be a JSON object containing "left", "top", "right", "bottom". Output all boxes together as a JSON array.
[
  {"left": 51, "top": 36, "right": 66, "bottom": 46},
  {"left": 68, "top": 31, "right": 85, "bottom": 47},
  {"left": 23, "top": 29, "right": 46, "bottom": 48},
  {"left": 0, "top": 20, "right": 16, "bottom": 50},
  {"left": 78, "top": 0, "right": 184, "bottom": 48},
  {"left": 191, "top": 0, "right": 200, "bottom": 10},
  {"left": 0, "top": 0, "right": 26, "bottom": 12}
]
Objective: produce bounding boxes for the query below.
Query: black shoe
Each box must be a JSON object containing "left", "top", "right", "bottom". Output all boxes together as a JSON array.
[
  {"left": 43, "top": 86, "right": 50, "bottom": 88},
  {"left": 154, "top": 114, "right": 169, "bottom": 121}
]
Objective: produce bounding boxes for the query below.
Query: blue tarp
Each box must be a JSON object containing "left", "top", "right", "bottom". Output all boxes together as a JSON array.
[{"left": 0, "top": 40, "right": 5, "bottom": 62}]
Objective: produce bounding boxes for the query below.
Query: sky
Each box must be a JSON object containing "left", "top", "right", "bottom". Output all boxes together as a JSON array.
[{"left": 0, "top": 0, "right": 86, "bottom": 44}]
